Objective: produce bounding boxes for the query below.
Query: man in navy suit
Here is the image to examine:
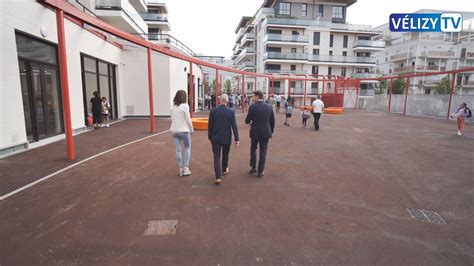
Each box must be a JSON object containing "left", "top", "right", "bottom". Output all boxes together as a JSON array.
[
  {"left": 208, "top": 94, "right": 240, "bottom": 185},
  {"left": 245, "top": 91, "right": 275, "bottom": 178}
]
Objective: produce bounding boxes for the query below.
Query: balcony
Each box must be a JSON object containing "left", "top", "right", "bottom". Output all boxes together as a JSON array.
[
  {"left": 241, "top": 33, "right": 255, "bottom": 44},
  {"left": 266, "top": 69, "right": 308, "bottom": 75},
  {"left": 359, "top": 89, "right": 375, "bottom": 97},
  {"left": 143, "top": 34, "right": 196, "bottom": 56},
  {"left": 309, "top": 54, "right": 376, "bottom": 64},
  {"left": 264, "top": 34, "right": 309, "bottom": 44},
  {"left": 463, "top": 52, "right": 474, "bottom": 59},
  {"left": 234, "top": 47, "right": 255, "bottom": 63},
  {"left": 353, "top": 40, "right": 385, "bottom": 50},
  {"left": 95, "top": 0, "right": 148, "bottom": 35},
  {"left": 420, "top": 50, "right": 455, "bottom": 58},
  {"left": 263, "top": 52, "right": 308, "bottom": 61},
  {"left": 351, "top": 72, "right": 379, "bottom": 79},
  {"left": 272, "top": 87, "right": 285, "bottom": 94},
  {"left": 238, "top": 61, "right": 255, "bottom": 70},
  {"left": 390, "top": 52, "right": 412, "bottom": 61},
  {"left": 265, "top": 17, "right": 377, "bottom": 33},
  {"left": 140, "top": 13, "right": 168, "bottom": 22}
]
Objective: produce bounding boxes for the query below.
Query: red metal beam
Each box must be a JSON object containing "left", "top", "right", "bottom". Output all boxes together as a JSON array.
[
  {"left": 147, "top": 48, "right": 155, "bottom": 132},
  {"left": 56, "top": 9, "right": 74, "bottom": 160},
  {"left": 446, "top": 72, "right": 456, "bottom": 119},
  {"left": 215, "top": 69, "right": 219, "bottom": 107},
  {"left": 287, "top": 79, "right": 291, "bottom": 98},
  {"left": 189, "top": 62, "right": 194, "bottom": 118},
  {"left": 303, "top": 79, "right": 307, "bottom": 106}
]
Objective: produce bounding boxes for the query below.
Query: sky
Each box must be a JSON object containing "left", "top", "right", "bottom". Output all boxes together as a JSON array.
[{"left": 162, "top": 0, "right": 474, "bottom": 59}]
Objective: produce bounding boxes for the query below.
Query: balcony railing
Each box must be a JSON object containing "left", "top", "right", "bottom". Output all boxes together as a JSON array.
[
  {"left": 241, "top": 33, "right": 255, "bottom": 44},
  {"left": 420, "top": 50, "right": 455, "bottom": 58},
  {"left": 265, "top": 17, "right": 375, "bottom": 32},
  {"left": 351, "top": 72, "right": 379, "bottom": 79},
  {"left": 390, "top": 53, "right": 412, "bottom": 61},
  {"left": 309, "top": 54, "right": 376, "bottom": 64},
  {"left": 135, "top": 33, "right": 196, "bottom": 56},
  {"left": 140, "top": 13, "right": 168, "bottom": 22},
  {"left": 353, "top": 40, "right": 385, "bottom": 49},
  {"left": 266, "top": 69, "right": 308, "bottom": 75},
  {"left": 264, "top": 52, "right": 308, "bottom": 60},
  {"left": 271, "top": 87, "right": 285, "bottom": 94},
  {"left": 95, "top": 0, "right": 147, "bottom": 34},
  {"left": 265, "top": 34, "right": 309, "bottom": 43},
  {"left": 359, "top": 89, "right": 375, "bottom": 96}
]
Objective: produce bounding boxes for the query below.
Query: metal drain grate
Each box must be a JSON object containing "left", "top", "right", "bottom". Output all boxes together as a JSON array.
[
  {"left": 144, "top": 220, "right": 178, "bottom": 235},
  {"left": 407, "top": 208, "right": 447, "bottom": 224}
]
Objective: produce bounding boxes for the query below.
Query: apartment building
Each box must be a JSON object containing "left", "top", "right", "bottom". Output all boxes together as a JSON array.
[
  {"left": 374, "top": 10, "right": 474, "bottom": 95},
  {"left": 0, "top": 0, "right": 202, "bottom": 157},
  {"left": 231, "top": 0, "right": 383, "bottom": 105}
]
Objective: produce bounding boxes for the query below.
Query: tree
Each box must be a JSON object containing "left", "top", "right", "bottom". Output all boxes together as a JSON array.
[
  {"left": 434, "top": 75, "right": 451, "bottom": 94},
  {"left": 392, "top": 78, "right": 406, "bottom": 94},
  {"left": 375, "top": 80, "right": 388, "bottom": 95},
  {"left": 224, "top": 80, "right": 232, "bottom": 95},
  {"left": 203, "top": 79, "right": 211, "bottom": 95}
]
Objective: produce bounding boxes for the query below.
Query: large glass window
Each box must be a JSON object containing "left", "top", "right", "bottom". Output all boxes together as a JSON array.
[
  {"left": 332, "top": 6, "right": 344, "bottom": 19},
  {"left": 16, "top": 32, "right": 63, "bottom": 142},
  {"left": 301, "top": 4, "right": 307, "bottom": 16},
  {"left": 313, "top": 32, "right": 320, "bottom": 45},
  {"left": 278, "top": 2, "right": 291, "bottom": 15}
]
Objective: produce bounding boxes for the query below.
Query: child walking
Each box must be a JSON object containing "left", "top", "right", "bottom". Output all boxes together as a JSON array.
[
  {"left": 101, "top": 97, "right": 110, "bottom": 127},
  {"left": 301, "top": 107, "right": 311, "bottom": 128},
  {"left": 284, "top": 97, "right": 293, "bottom": 126},
  {"left": 450, "top": 102, "right": 471, "bottom": 136}
]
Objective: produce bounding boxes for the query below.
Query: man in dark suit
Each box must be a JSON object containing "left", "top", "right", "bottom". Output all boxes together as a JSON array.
[
  {"left": 245, "top": 91, "right": 275, "bottom": 178},
  {"left": 208, "top": 94, "right": 239, "bottom": 185}
]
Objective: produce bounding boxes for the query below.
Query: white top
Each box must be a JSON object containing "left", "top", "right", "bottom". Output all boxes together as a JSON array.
[
  {"left": 312, "top": 99, "right": 325, "bottom": 113},
  {"left": 274, "top": 95, "right": 281, "bottom": 102},
  {"left": 170, "top": 103, "right": 194, "bottom": 133}
]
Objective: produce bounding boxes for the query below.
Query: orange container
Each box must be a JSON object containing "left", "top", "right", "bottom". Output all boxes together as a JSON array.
[
  {"left": 87, "top": 115, "right": 93, "bottom": 126},
  {"left": 324, "top": 107, "right": 344, "bottom": 114},
  {"left": 192, "top": 118, "right": 209, "bottom": 130}
]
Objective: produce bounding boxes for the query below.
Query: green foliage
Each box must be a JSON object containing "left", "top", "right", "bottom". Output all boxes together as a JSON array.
[
  {"left": 434, "top": 75, "right": 451, "bottom": 94},
  {"left": 392, "top": 78, "right": 406, "bottom": 94},
  {"left": 375, "top": 80, "right": 388, "bottom": 95},
  {"left": 224, "top": 80, "right": 232, "bottom": 95}
]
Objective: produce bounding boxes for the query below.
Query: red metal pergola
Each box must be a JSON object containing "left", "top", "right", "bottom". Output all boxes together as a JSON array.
[{"left": 40, "top": 0, "right": 474, "bottom": 161}]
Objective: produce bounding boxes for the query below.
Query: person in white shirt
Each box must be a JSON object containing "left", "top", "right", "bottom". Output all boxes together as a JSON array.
[
  {"left": 274, "top": 94, "right": 282, "bottom": 112},
  {"left": 311, "top": 96, "right": 325, "bottom": 131},
  {"left": 170, "top": 90, "right": 194, "bottom": 176}
]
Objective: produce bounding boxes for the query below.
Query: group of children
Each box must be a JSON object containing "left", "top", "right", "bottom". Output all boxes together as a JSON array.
[
  {"left": 89, "top": 91, "right": 111, "bottom": 129},
  {"left": 282, "top": 96, "right": 323, "bottom": 130}
]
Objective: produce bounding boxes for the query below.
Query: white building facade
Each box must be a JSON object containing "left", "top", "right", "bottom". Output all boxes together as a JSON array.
[
  {"left": 0, "top": 0, "right": 202, "bottom": 157},
  {"left": 231, "top": 0, "right": 383, "bottom": 104}
]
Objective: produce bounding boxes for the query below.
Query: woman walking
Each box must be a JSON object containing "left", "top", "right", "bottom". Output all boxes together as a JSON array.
[
  {"left": 170, "top": 90, "right": 194, "bottom": 176},
  {"left": 450, "top": 102, "right": 471, "bottom": 136}
]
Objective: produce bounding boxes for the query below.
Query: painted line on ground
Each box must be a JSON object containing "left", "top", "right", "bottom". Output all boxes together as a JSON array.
[{"left": 0, "top": 130, "right": 170, "bottom": 201}]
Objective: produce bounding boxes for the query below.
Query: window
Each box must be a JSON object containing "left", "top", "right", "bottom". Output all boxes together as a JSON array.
[
  {"left": 292, "top": 30, "right": 299, "bottom": 35},
  {"left": 291, "top": 65, "right": 296, "bottom": 71},
  {"left": 329, "top": 51, "right": 333, "bottom": 55},
  {"left": 342, "top": 51, "right": 347, "bottom": 56},
  {"left": 278, "top": 2, "right": 291, "bottom": 15},
  {"left": 268, "top": 29, "right": 282, "bottom": 34},
  {"left": 301, "top": 3, "right": 307, "bottom": 16},
  {"left": 265, "top": 64, "right": 281, "bottom": 70},
  {"left": 311, "top": 82, "right": 318, "bottom": 88},
  {"left": 291, "top": 81, "right": 296, "bottom": 88},
  {"left": 332, "top": 6, "right": 343, "bottom": 19},
  {"left": 343, "top": 35, "right": 348, "bottom": 48},
  {"left": 313, "top": 32, "right": 320, "bottom": 45},
  {"left": 291, "top": 48, "right": 297, "bottom": 53},
  {"left": 312, "top": 66, "right": 319, "bottom": 74},
  {"left": 319, "top": 4, "right": 324, "bottom": 16},
  {"left": 341, "top": 67, "right": 346, "bottom": 77},
  {"left": 267, "top": 47, "right": 281, "bottom": 52},
  {"left": 330, "top": 34, "right": 334, "bottom": 47},
  {"left": 425, "top": 89, "right": 431, "bottom": 94},
  {"left": 328, "top": 67, "right": 332, "bottom": 76},
  {"left": 313, "top": 49, "right": 320, "bottom": 55}
]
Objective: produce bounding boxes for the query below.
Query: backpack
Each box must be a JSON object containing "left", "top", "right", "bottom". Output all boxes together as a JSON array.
[{"left": 466, "top": 108, "right": 472, "bottom": 118}]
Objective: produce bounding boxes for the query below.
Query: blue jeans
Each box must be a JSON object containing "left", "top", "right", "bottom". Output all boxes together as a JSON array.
[{"left": 172, "top": 132, "right": 191, "bottom": 168}]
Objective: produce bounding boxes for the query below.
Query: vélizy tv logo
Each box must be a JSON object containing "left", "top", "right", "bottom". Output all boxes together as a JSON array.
[{"left": 390, "top": 13, "right": 463, "bottom": 32}]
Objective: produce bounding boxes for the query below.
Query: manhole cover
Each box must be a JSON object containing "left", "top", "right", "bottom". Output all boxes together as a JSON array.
[
  {"left": 407, "top": 208, "right": 447, "bottom": 224},
  {"left": 144, "top": 220, "right": 178, "bottom": 235}
]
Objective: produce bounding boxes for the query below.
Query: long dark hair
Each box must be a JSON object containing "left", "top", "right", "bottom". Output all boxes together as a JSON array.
[
  {"left": 93, "top": 91, "right": 100, "bottom": 99},
  {"left": 173, "top": 90, "right": 187, "bottom": 106}
]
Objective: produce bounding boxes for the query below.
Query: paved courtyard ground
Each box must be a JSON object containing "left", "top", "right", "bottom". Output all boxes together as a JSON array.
[{"left": 1, "top": 110, "right": 473, "bottom": 265}]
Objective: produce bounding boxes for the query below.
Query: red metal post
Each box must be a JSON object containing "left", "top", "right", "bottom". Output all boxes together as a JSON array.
[
  {"left": 56, "top": 9, "right": 75, "bottom": 160},
  {"left": 146, "top": 48, "right": 155, "bottom": 132},
  {"left": 237, "top": 76, "right": 240, "bottom": 97},
  {"left": 242, "top": 74, "right": 245, "bottom": 113},
  {"left": 254, "top": 76, "right": 257, "bottom": 92},
  {"left": 189, "top": 61, "right": 194, "bottom": 118},
  {"left": 303, "top": 79, "right": 307, "bottom": 106},
  {"left": 355, "top": 83, "right": 360, "bottom": 109},
  {"left": 388, "top": 78, "right": 393, "bottom": 113},
  {"left": 270, "top": 78, "right": 274, "bottom": 95},
  {"left": 446, "top": 72, "right": 456, "bottom": 119},
  {"left": 403, "top": 77, "right": 410, "bottom": 115},
  {"left": 322, "top": 80, "right": 325, "bottom": 95}
]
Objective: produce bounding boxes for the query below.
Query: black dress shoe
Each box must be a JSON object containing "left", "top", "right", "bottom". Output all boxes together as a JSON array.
[
  {"left": 257, "top": 173, "right": 264, "bottom": 178},
  {"left": 249, "top": 168, "right": 257, "bottom": 174}
]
